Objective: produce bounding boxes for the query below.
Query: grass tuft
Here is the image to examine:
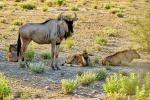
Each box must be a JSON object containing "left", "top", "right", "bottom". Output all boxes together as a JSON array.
[
  {"left": 0, "top": 74, "right": 11, "bottom": 99},
  {"left": 40, "top": 51, "right": 51, "bottom": 60},
  {"left": 29, "top": 62, "right": 45, "bottom": 74},
  {"left": 61, "top": 79, "right": 78, "bottom": 94},
  {"left": 77, "top": 71, "right": 96, "bottom": 86},
  {"left": 25, "top": 49, "right": 35, "bottom": 61}
]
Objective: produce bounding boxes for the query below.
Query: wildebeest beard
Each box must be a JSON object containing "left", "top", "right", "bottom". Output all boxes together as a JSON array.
[{"left": 64, "top": 22, "right": 73, "bottom": 39}]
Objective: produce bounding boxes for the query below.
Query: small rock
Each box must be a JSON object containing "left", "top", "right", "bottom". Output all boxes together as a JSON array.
[{"left": 44, "top": 86, "right": 50, "bottom": 90}]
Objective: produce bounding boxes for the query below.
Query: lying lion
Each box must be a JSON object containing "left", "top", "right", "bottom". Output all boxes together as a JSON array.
[
  {"left": 7, "top": 44, "right": 18, "bottom": 62},
  {"left": 63, "top": 50, "right": 91, "bottom": 67},
  {"left": 102, "top": 49, "right": 140, "bottom": 66}
]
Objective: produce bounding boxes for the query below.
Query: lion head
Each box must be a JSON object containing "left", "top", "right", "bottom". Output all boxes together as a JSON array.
[{"left": 7, "top": 44, "right": 18, "bottom": 62}]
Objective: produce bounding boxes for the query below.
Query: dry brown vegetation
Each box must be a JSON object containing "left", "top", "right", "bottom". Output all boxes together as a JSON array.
[{"left": 0, "top": 0, "right": 150, "bottom": 99}]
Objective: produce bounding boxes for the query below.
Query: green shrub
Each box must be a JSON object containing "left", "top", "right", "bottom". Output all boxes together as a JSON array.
[
  {"left": 18, "top": 61, "right": 26, "bottom": 68},
  {"left": 61, "top": 79, "right": 78, "bottom": 94},
  {"left": 0, "top": 74, "right": 11, "bottom": 99},
  {"left": 13, "top": 19, "right": 23, "bottom": 26},
  {"left": 29, "top": 62, "right": 45, "bottom": 74},
  {"left": 21, "top": 2, "right": 36, "bottom": 10},
  {"left": 144, "top": 72, "right": 150, "bottom": 96},
  {"left": 42, "top": 6, "right": 48, "bottom": 12},
  {"left": 93, "top": 57, "right": 99, "bottom": 64},
  {"left": 25, "top": 50, "right": 35, "bottom": 61},
  {"left": 0, "top": 2, "right": 5, "bottom": 9},
  {"left": 103, "top": 73, "right": 150, "bottom": 98},
  {"left": 116, "top": 12, "right": 124, "bottom": 18},
  {"left": 0, "top": 18, "right": 7, "bottom": 24},
  {"left": 95, "top": 68, "right": 107, "bottom": 81},
  {"left": 71, "top": 6, "right": 79, "bottom": 11},
  {"left": 105, "top": 3, "right": 115, "bottom": 10},
  {"left": 105, "top": 66, "right": 112, "bottom": 71},
  {"left": 135, "top": 86, "right": 146, "bottom": 100},
  {"left": 15, "top": 0, "right": 22, "bottom": 2},
  {"left": 103, "top": 73, "right": 121, "bottom": 93},
  {"left": 94, "top": 37, "right": 107, "bottom": 46},
  {"left": 56, "top": 0, "right": 64, "bottom": 6},
  {"left": 65, "top": 39, "right": 74, "bottom": 49},
  {"left": 106, "top": 92, "right": 127, "bottom": 100},
  {"left": 77, "top": 71, "right": 83, "bottom": 77},
  {"left": 77, "top": 71, "right": 96, "bottom": 86},
  {"left": 41, "top": 51, "right": 51, "bottom": 60},
  {"left": 110, "top": 8, "right": 122, "bottom": 14},
  {"left": 103, "top": 27, "right": 118, "bottom": 37},
  {"left": 46, "top": 0, "right": 53, "bottom": 7}
]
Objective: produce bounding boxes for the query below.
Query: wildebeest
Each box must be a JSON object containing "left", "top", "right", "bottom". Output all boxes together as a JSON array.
[{"left": 17, "top": 12, "right": 78, "bottom": 70}]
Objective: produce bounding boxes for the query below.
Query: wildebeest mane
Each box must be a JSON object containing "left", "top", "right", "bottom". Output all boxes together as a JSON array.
[{"left": 40, "top": 19, "right": 53, "bottom": 24}]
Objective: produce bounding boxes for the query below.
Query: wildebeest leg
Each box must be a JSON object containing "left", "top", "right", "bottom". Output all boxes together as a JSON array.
[
  {"left": 55, "top": 45, "right": 60, "bottom": 70},
  {"left": 51, "top": 43, "right": 56, "bottom": 70},
  {"left": 20, "top": 39, "right": 31, "bottom": 61}
]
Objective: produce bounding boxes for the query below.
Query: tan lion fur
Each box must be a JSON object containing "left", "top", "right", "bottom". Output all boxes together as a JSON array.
[
  {"left": 102, "top": 49, "right": 140, "bottom": 66},
  {"left": 64, "top": 50, "right": 90, "bottom": 67},
  {"left": 7, "top": 44, "right": 18, "bottom": 62}
]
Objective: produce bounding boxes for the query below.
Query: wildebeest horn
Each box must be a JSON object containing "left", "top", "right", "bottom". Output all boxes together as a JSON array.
[{"left": 72, "top": 12, "right": 78, "bottom": 21}]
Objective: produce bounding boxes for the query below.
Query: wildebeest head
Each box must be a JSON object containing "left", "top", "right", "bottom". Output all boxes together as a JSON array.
[{"left": 59, "top": 12, "right": 78, "bottom": 34}]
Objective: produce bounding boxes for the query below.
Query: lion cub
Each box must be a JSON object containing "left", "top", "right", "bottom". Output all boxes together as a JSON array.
[
  {"left": 7, "top": 44, "right": 18, "bottom": 62},
  {"left": 64, "top": 50, "right": 90, "bottom": 67},
  {"left": 102, "top": 49, "right": 140, "bottom": 66}
]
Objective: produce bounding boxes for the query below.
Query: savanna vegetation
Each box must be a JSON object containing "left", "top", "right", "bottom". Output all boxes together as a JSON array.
[{"left": 0, "top": 0, "right": 149, "bottom": 99}]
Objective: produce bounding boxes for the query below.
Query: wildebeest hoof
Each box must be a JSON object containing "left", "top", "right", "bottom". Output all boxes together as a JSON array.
[
  {"left": 52, "top": 67, "right": 56, "bottom": 70},
  {"left": 56, "top": 67, "right": 61, "bottom": 70}
]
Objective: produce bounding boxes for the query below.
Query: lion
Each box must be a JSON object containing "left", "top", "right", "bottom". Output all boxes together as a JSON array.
[
  {"left": 102, "top": 49, "right": 141, "bottom": 66},
  {"left": 7, "top": 44, "right": 18, "bottom": 62},
  {"left": 63, "top": 50, "right": 91, "bottom": 67}
]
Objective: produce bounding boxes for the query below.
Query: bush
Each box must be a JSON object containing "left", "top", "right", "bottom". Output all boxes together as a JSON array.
[
  {"left": 46, "top": 0, "right": 53, "bottom": 7},
  {"left": 61, "top": 79, "right": 78, "bottom": 94},
  {"left": 21, "top": 2, "right": 36, "bottom": 10},
  {"left": 93, "top": 57, "right": 99, "bottom": 64},
  {"left": 0, "top": 74, "right": 11, "bottom": 99},
  {"left": 71, "top": 6, "right": 79, "bottom": 11},
  {"left": 0, "top": 2, "right": 5, "bottom": 9},
  {"left": 116, "top": 12, "right": 124, "bottom": 18},
  {"left": 103, "top": 73, "right": 121, "bottom": 93},
  {"left": 105, "top": 92, "right": 127, "bottom": 100},
  {"left": 103, "top": 27, "right": 118, "bottom": 37},
  {"left": 41, "top": 51, "right": 51, "bottom": 60},
  {"left": 77, "top": 71, "right": 96, "bottom": 86},
  {"left": 94, "top": 37, "right": 107, "bottom": 46},
  {"left": 105, "top": 3, "right": 115, "bottom": 10},
  {"left": 77, "top": 71, "right": 83, "bottom": 77},
  {"left": 95, "top": 68, "right": 107, "bottom": 81},
  {"left": 110, "top": 8, "right": 122, "bottom": 14},
  {"left": 18, "top": 61, "right": 26, "bottom": 68},
  {"left": 42, "top": 6, "right": 48, "bottom": 12},
  {"left": 25, "top": 50, "right": 35, "bottom": 61},
  {"left": 29, "top": 62, "right": 45, "bottom": 74},
  {"left": 103, "top": 73, "right": 150, "bottom": 99},
  {"left": 105, "top": 66, "right": 112, "bottom": 71},
  {"left": 135, "top": 86, "right": 146, "bottom": 100},
  {"left": 13, "top": 19, "right": 23, "bottom": 26},
  {"left": 56, "top": 0, "right": 64, "bottom": 6},
  {"left": 65, "top": 39, "right": 74, "bottom": 49}
]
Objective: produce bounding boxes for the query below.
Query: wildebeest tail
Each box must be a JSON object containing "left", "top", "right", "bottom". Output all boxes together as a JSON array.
[{"left": 17, "top": 33, "right": 21, "bottom": 57}]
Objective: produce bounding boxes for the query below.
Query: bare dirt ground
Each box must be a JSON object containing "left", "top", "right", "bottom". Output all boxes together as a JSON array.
[{"left": 0, "top": 0, "right": 150, "bottom": 99}]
